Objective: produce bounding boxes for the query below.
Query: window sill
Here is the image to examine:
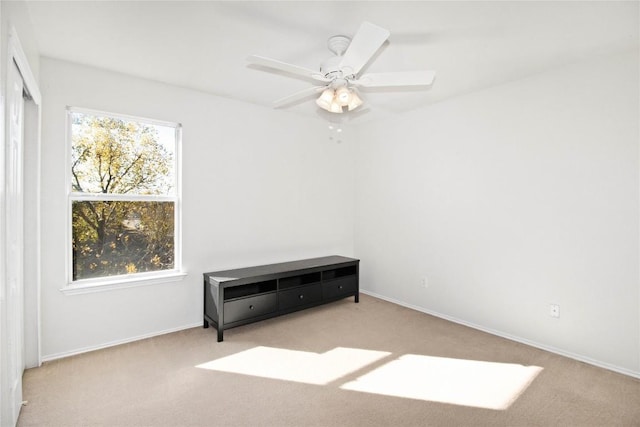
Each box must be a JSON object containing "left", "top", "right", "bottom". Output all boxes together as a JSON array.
[{"left": 60, "top": 271, "right": 188, "bottom": 295}]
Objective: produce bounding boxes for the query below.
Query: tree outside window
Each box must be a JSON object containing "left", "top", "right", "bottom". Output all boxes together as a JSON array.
[{"left": 68, "top": 109, "right": 180, "bottom": 282}]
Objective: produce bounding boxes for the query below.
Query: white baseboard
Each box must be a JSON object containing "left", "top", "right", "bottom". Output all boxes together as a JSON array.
[
  {"left": 360, "top": 289, "right": 640, "bottom": 380},
  {"left": 41, "top": 322, "right": 203, "bottom": 362}
]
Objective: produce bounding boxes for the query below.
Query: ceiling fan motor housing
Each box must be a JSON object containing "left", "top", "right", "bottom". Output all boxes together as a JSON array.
[
  {"left": 327, "top": 35, "right": 351, "bottom": 56},
  {"left": 321, "top": 35, "right": 356, "bottom": 80}
]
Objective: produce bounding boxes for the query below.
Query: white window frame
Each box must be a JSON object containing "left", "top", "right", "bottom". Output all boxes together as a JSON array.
[{"left": 62, "top": 107, "right": 185, "bottom": 294}]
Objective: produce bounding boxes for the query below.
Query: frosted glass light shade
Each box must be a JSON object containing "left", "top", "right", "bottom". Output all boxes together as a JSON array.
[
  {"left": 347, "top": 92, "right": 363, "bottom": 111},
  {"left": 335, "top": 87, "right": 352, "bottom": 106},
  {"left": 329, "top": 101, "right": 343, "bottom": 113},
  {"left": 316, "top": 88, "right": 335, "bottom": 111}
]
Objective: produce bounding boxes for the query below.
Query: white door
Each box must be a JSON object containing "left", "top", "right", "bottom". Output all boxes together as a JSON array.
[{"left": 1, "top": 59, "right": 25, "bottom": 427}]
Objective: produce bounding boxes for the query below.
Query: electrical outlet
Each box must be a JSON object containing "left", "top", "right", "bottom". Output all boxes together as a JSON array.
[
  {"left": 421, "top": 277, "right": 429, "bottom": 289},
  {"left": 549, "top": 304, "right": 560, "bottom": 318}
]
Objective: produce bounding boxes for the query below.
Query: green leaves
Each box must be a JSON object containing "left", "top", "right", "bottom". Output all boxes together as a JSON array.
[{"left": 72, "top": 201, "right": 175, "bottom": 280}]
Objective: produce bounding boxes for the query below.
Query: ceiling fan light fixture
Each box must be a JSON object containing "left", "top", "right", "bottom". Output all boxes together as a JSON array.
[{"left": 316, "top": 87, "right": 346, "bottom": 113}]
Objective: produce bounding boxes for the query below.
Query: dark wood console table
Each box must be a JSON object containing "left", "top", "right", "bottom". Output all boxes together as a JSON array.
[{"left": 203, "top": 255, "right": 359, "bottom": 341}]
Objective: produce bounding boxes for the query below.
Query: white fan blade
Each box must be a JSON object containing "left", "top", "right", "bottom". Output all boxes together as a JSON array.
[
  {"left": 273, "top": 86, "right": 327, "bottom": 108},
  {"left": 248, "top": 55, "right": 330, "bottom": 82},
  {"left": 355, "top": 70, "right": 436, "bottom": 88},
  {"left": 339, "top": 22, "right": 390, "bottom": 76}
]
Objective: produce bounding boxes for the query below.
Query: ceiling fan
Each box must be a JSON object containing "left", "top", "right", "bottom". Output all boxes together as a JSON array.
[{"left": 247, "top": 21, "right": 436, "bottom": 114}]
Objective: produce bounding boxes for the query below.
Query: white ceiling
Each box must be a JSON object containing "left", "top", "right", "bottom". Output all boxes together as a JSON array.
[{"left": 25, "top": 1, "right": 639, "bottom": 124}]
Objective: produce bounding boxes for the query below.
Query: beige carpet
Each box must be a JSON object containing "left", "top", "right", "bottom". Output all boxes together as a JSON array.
[{"left": 18, "top": 294, "right": 640, "bottom": 426}]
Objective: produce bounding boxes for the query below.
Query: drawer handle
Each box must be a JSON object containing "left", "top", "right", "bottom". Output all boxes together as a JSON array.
[
  {"left": 249, "top": 305, "right": 255, "bottom": 310},
  {"left": 338, "top": 285, "right": 343, "bottom": 289},
  {"left": 299, "top": 294, "right": 304, "bottom": 300}
]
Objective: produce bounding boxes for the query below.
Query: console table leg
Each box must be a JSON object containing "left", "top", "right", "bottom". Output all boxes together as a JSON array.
[
  {"left": 217, "top": 328, "right": 224, "bottom": 342},
  {"left": 203, "top": 319, "right": 209, "bottom": 328},
  {"left": 355, "top": 293, "right": 359, "bottom": 303}
]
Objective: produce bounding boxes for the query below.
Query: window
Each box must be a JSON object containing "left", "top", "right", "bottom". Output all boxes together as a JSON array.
[{"left": 67, "top": 108, "right": 181, "bottom": 288}]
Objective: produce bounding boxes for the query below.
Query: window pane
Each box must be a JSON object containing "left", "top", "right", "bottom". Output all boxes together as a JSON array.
[
  {"left": 72, "top": 200, "right": 175, "bottom": 281},
  {"left": 70, "top": 111, "right": 175, "bottom": 196}
]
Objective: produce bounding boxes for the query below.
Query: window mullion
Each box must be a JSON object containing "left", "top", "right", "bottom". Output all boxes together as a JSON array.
[{"left": 70, "top": 193, "right": 176, "bottom": 202}]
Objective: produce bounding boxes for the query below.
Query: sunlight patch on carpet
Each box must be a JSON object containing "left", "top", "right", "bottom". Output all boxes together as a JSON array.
[
  {"left": 196, "top": 346, "right": 391, "bottom": 385},
  {"left": 340, "top": 354, "right": 543, "bottom": 410}
]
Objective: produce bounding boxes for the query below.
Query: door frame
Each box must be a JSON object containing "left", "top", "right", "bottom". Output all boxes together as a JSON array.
[
  {"left": 7, "top": 26, "right": 42, "bottom": 367},
  {"left": 0, "top": 25, "right": 42, "bottom": 426}
]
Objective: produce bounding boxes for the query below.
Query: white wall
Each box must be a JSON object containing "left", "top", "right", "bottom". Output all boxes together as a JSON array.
[
  {"left": 355, "top": 50, "right": 640, "bottom": 376},
  {"left": 39, "top": 58, "right": 355, "bottom": 359},
  {"left": 34, "top": 22, "right": 640, "bottom": 378}
]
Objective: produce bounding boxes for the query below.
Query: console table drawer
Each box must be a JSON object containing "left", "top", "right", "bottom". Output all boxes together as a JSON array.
[
  {"left": 323, "top": 276, "right": 357, "bottom": 299},
  {"left": 278, "top": 283, "right": 322, "bottom": 310},
  {"left": 224, "top": 293, "right": 277, "bottom": 324}
]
